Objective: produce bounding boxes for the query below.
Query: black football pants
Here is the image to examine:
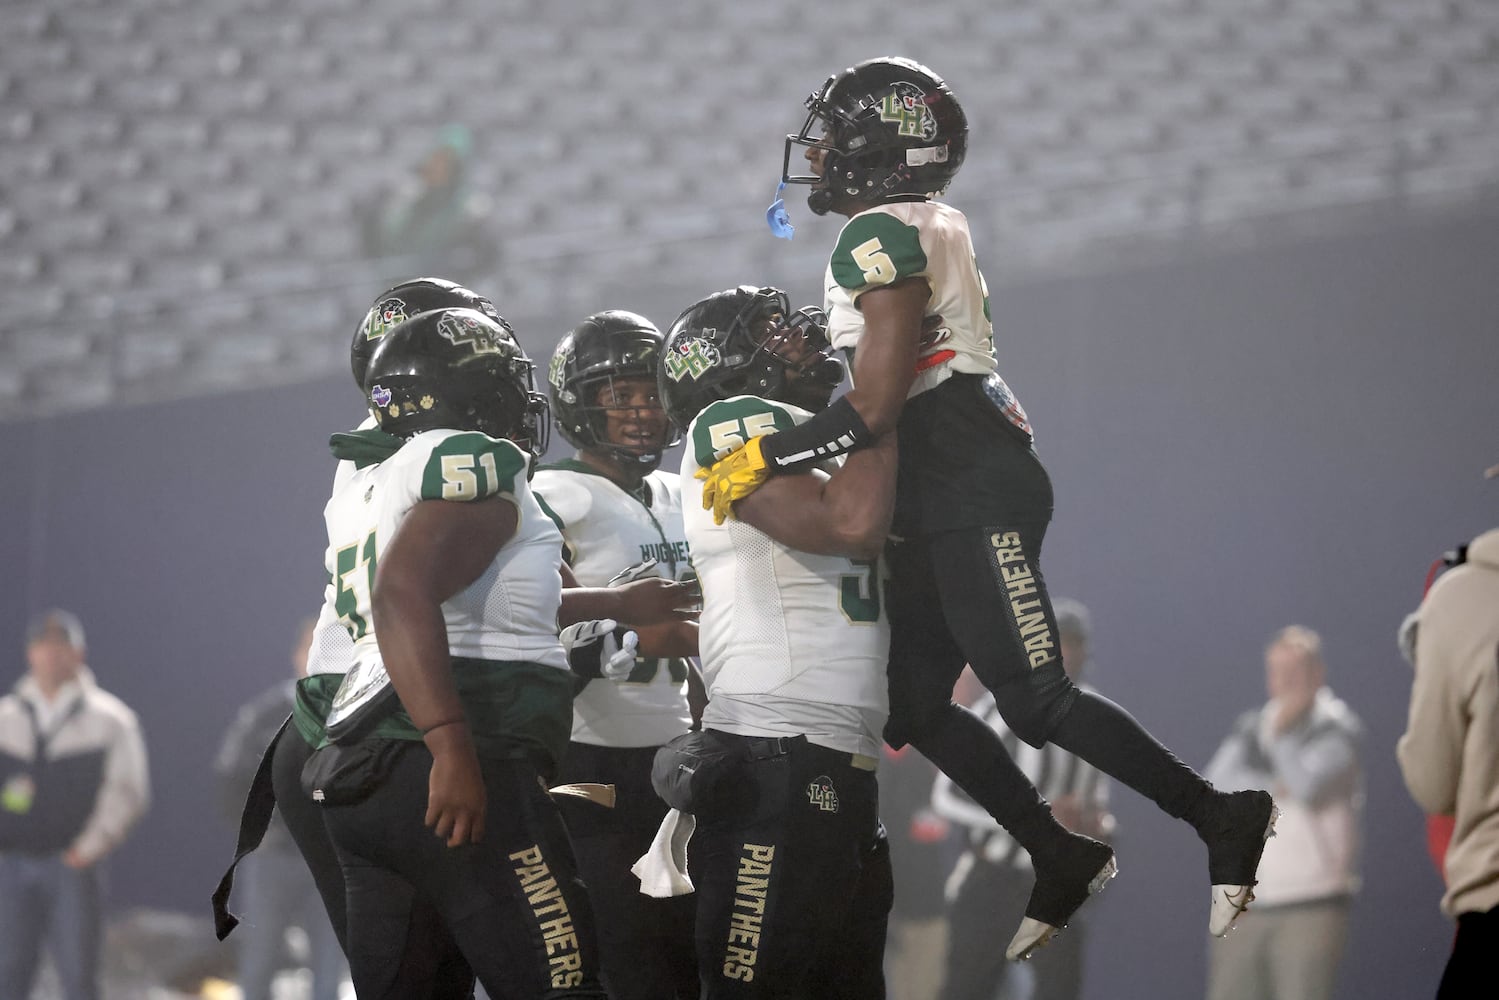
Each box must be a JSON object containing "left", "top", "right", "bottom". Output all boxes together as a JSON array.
[
  {"left": 271, "top": 729, "right": 476, "bottom": 999},
  {"left": 884, "top": 522, "right": 1211, "bottom": 843},
  {"left": 322, "top": 746, "right": 606, "bottom": 1000},
  {"left": 554, "top": 742, "right": 697, "bottom": 1000},
  {"left": 689, "top": 733, "right": 892, "bottom": 1000}
]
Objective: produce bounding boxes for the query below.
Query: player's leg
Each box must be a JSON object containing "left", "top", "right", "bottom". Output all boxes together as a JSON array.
[
  {"left": 928, "top": 522, "right": 1275, "bottom": 936},
  {"left": 555, "top": 743, "right": 697, "bottom": 1000},
  {"left": 886, "top": 532, "right": 1114, "bottom": 957},
  {"left": 278, "top": 732, "right": 474, "bottom": 998},
  {"left": 271, "top": 730, "right": 350, "bottom": 951},
  {"left": 689, "top": 736, "right": 880, "bottom": 999},
  {"left": 330, "top": 748, "right": 606, "bottom": 1000},
  {"left": 804, "top": 820, "right": 893, "bottom": 1000}
]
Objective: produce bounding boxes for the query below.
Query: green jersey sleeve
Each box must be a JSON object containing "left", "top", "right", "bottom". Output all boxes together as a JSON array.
[
  {"left": 692, "top": 397, "right": 799, "bottom": 468},
  {"left": 419, "top": 433, "right": 528, "bottom": 502},
  {"left": 829, "top": 210, "right": 930, "bottom": 300}
]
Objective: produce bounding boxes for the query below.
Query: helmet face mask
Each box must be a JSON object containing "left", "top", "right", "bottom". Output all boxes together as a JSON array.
[
  {"left": 351, "top": 277, "right": 501, "bottom": 389},
  {"left": 549, "top": 311, "right": 680, "bottom": 476},
  {"left": 660, "top": 286, "right": 846, "bottom": 430},
  {"left": 363, "top": 307, "right": 550, "bottom": 465},
  {"left": 782, "top": 57, "right": 968, "bottom": 216}
]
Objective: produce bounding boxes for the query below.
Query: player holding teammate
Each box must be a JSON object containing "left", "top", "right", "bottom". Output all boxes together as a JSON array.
[
  {"left": 698, "top": 58, "right": 1277, "bottom": 956},
  {"left": 659, "top": 285, "right": 898, "bottom": 998},
  {"left": 533, "top": 310, "right": 700, "bottom": 999}
]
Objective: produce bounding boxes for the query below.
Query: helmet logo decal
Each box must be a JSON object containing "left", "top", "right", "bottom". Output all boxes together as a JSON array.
[
  {"left": 664, "top": 337, "right": 721, "bottom": 382},
  {"left": 366, "top": 297, "right": 408, "bottom": 340},
  {"left": 370, "top": 384, "right": 393, "bottom": 407},
  {"left": 437, "top": 313, "right": 503, "bottom": 354},
  {"left": 878, "top": 84, "right": 938, "bottom": 140},
  {"left": 548, "top": 346, "right": 571, "bottom": 393}
]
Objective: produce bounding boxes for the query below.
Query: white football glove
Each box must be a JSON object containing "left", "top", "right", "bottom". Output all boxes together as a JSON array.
[{"left": 561, "top": 618, "right": 640, "bottom": 681}]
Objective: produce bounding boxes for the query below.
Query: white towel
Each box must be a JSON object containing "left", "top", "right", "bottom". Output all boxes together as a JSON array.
[{"left": 632, "top": 808, "right": 696, "bottom": 897}]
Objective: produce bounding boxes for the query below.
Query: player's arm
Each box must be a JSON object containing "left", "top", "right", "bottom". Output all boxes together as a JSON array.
[
  {"left": 735, "top": 431, "right": 898, "bottom": 558},
  {"left": 559, "top": 578, "right": 697, "bottom": 628},
  {"left": 372, "top": 495, "right": 515, "bottom": 847},
  {"left": 762, "top": 277, "right": 927, "bottom": 471},
  {"left": 632, "top": 619, "right": 699, "bottom": 658},
  {"left": 842, "top": 279, "right": 929, "bottom": 433},
  {"left": 752, "top": 211, "right": 933, "bottom": 474}
]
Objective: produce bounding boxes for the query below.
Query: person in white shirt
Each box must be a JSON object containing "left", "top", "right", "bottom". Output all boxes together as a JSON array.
[{"left": 1204, "top": 626, "right": 1363, "bottom": 1000}]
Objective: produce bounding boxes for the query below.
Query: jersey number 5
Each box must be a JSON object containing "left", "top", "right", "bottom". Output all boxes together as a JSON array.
[{"left": 851, "top": 237, "right": 896, "bottom": 285}]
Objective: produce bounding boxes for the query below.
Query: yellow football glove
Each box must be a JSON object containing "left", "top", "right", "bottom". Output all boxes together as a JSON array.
[{"left": 696, "top": 436, "right": 772, "bottom": 525}]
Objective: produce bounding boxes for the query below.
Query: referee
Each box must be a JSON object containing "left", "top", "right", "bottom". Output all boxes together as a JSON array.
[{"left": 932, "top": 600, "right": 1115, "bottom": 1000}]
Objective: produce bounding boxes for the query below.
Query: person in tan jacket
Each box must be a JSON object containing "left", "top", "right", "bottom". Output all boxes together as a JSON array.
[{"left": 1398, "top": 523, "right": 1499, "bottom": 999}]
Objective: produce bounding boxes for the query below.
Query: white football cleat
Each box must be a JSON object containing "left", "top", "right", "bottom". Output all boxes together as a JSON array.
[{"left": 1208, "top": 883, "right": 1256, "bottom": 937}]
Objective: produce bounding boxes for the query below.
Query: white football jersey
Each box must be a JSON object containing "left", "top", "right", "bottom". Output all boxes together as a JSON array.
[
  {"left": 305, "top": 416, "right": 372, "bottom": 679},
  {"left": 826, "top": 201, "right": 1025, "bottom": 414},
  {"left": 322, "top": 427, "right": 567, "bottom": 675},
  {"left": 532, "top": 461, "right": 693, "bottom": 748},
  {"left": 682, "top": 395, "right": 889, "bottom": 759}
]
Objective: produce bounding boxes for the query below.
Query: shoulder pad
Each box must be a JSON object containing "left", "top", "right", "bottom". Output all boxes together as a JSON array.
[
  {"left": 830, "top": 209, "right": 930, "bottom": 295},
  {"left": 417, "top": 432, "right": 528, "bottom": 502},
  {"left": 691, "top": 396, "right": 799, "bottom": 468}
]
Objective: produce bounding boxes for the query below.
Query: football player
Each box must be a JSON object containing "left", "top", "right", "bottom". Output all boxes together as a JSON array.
[
  {"left": 697, "top": 58, "right": 1278, "bottom": 955},
  {"left": 229, "top": 278, "right": 500, "bottom": 999},
  {"left": 317, "top": 305, "right": 606, "bottom": 999},
  {"left": 660, "top": 285, "right": 897, "bottom": 999},
  {"left": 532, "top": 310, "right": 700, "bottom": 1000}
]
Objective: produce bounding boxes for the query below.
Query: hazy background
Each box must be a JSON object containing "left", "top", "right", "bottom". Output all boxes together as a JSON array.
[{"left": 3, "top": 1, "right": 1497, "bottom": 997}]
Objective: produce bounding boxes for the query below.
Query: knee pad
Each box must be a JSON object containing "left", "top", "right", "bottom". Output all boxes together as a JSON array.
[{"left": 992, "top": 661, "right": 1079, "bottom": 748}]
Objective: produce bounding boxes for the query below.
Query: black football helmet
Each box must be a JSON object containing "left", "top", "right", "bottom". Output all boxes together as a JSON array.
[
  {"left": 548, "top": 310, "right": 681, "bottom": 475},
  {"left": 351, "top": 277, "right": 501, "bottom": 389},
  {"left": 783, "top": 57, "right": 968, "bottom": 216},
  {"left": 658, "top": 285, "right": 845, "bottom": 430},
  {"left": 362, "top": 307, "right": 550, "bottom": 461}
]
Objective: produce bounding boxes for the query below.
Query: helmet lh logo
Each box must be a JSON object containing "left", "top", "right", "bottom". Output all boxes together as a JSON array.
[
  {"left": 548, "top": 346, "right": 572, "bottom": 394},
  {"left": 878, "top": 83, "right": 938, "bottom": 140},
  {"left": 664, "top": 337, "right": 721, "bottom": 382},
  {"left": 366, "top": 298, "right": 408, "bottom": 340},
  {"left": 438, "top": 313, "right": 502, "bottom": 354}
]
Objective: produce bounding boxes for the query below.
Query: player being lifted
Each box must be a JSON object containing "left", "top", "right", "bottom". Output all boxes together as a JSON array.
[
  {"left": 697, "top": 58, "right": 1277, "bottom": 957},
  {"left": 658, "top": 285, "right": 897, "bottom": 998},
  {"left": 533, "top": 310, "right": 700, "bottom": 1000}
]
